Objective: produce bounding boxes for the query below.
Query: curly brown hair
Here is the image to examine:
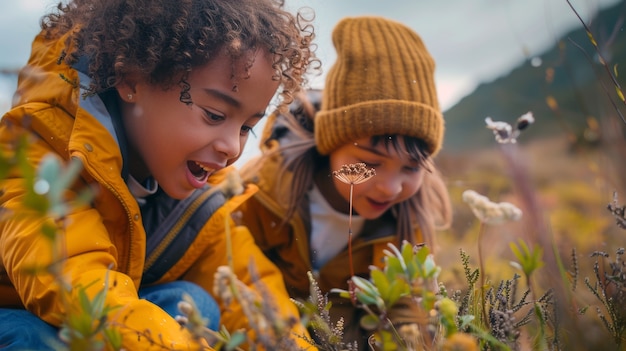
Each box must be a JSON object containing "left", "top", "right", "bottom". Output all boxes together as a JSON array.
[{"left": 41, "top": 0, "right": 317, "bottom": 106}]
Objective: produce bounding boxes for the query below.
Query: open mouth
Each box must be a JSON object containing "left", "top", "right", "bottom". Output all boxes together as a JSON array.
[{"left": 187, "top": 161, "right": 212, "bottom": 181}]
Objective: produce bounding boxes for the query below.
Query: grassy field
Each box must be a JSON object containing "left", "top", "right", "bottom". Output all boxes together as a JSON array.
[{"left": 434, "top": 128, "right": 626, "bottom": 349}]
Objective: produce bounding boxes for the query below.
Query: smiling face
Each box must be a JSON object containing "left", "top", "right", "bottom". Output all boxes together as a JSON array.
[
  {"left": 322, "top": 136, "right": 427, "bottom": 219},
  {"left": 119, "top": 48, "right": 278, "bottom": 199}
]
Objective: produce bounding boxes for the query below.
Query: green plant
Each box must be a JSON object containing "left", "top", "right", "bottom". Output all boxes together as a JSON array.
[
  {"left": 328, "top": 241, "right": 478, "bottom": 351},
  {"left": 581, "top": 245, "right": 626, "bottom": 348},
  {"left": 509, "top": 239, "right": 544, "bottom": 298}
]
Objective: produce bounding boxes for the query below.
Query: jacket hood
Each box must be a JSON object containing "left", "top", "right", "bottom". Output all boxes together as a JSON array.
[
  {"left": 13, "top": 31, "right": 126, "bottom": 172},
  {"left": 13, "top": 32, "right": 78, "bottom": 112}
]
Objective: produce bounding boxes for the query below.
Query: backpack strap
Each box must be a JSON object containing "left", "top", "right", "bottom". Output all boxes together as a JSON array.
[{"left": 141, "top": 186, "right": 225, "bottom": 285}]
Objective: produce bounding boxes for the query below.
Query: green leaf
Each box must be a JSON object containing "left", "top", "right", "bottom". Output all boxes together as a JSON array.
[
  {"left": 422, "top": 255, "right": 440, "bottom": 278},
  {"left": 386, "top": 280, "right": 410, "bottom": 307},
  {"left": 385, "top": 256, "right": 404, "bottom": 279},
  {"left": 91, "top": 289, "right": 106, "bottom": 319},
  {"left": 78, "top": 288, "right": 92, "bottom": 316},
  {"left": 104, "top": 328, "right": 123, "bottom": 351},
  {"left": 330, "top": 288, "right": 351, "bottom": 300},
  {"left": 401, "top": 242, "right": 413, "bottom": 267},
  {"left": 355, "top": 290, "right": 379, "bottom": 306},
  {"left": 351, "top": 276, "right": 378, "bottom": 297},
  {"left": 370, "top": 269, "right": 390, "bottom": 299},
  {"left": 510, "top": 239, "right": 544, "bottom": 276},
  {"left": 359, "top": 314, "right": 380, "bottom": 331},
  {"left": 458, "top": 314, "right": 475, "bottom": 329},
  {"left": 226, "top": 331, "right": 247, "bottom": 350},
  {"left": 416, "top": 245, "right": 430, "bottom": 262}
]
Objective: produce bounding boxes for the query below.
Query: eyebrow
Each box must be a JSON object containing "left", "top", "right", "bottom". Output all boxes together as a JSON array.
[{"left": 202, "top": 88, "right": 267, "bottom": 118}]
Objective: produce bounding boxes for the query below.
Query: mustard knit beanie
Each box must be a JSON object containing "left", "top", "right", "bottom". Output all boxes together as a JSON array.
[{"left": 314, "top": 16, "right": 445, "bottom": 156}]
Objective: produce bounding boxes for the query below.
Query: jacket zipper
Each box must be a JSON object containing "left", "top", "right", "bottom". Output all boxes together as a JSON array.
[{"left": 143, "top": 189, "right": 214, "bottom": 272}]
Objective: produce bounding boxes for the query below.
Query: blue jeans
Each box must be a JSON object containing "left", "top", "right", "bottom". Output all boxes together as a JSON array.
[{"left": 0, "top": 281, "right": 220, "bottom": 350}]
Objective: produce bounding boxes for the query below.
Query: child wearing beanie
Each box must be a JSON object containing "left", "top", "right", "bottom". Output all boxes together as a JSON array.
[{"left": 239, "top": 16, "right": 452, "bottom": 349}]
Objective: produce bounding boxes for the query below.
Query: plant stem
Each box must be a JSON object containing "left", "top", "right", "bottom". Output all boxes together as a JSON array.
[
  {"left": 477, "top": 221, "right": 489, "bottom": 328},
  {"left": 348, "top": 183, "right": 355, "bottom": 278}
]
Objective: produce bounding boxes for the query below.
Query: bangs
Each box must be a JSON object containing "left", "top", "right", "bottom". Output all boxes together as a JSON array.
[{"left": 370, "top": 135, "right": 432, "bottom": 171}]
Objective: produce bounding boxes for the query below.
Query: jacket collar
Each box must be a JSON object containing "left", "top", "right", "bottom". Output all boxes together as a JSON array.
[{"left": 73, "top": 56, "right": 130, "bottom": 180}]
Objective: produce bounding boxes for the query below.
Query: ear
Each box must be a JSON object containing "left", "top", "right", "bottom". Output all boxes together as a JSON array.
[{"left": 116, "top": 75, "right": 139, "bottom": 103}]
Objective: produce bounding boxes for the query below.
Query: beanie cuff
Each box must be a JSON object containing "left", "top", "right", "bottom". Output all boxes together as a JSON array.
[{"left": 314, "top": 99, "right": 444, "bottom": 156}]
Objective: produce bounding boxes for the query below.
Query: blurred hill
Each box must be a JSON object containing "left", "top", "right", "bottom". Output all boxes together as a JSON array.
[{"left": 442, "top": 0, "right": 626, "bottom": 153}]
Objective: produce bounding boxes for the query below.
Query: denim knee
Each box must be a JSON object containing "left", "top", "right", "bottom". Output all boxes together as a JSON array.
[
  {"left": 139, "top": 280, "right": 221, "bottom": 330},
  {"left": 0, "top": 308, "right": 60, "bottom": 350}
]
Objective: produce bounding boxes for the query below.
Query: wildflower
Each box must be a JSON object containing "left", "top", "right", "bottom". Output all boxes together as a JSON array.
[
  {"left": 176, "top": 293, "right": 209, "bottom": 339},
  {"left": 332, "top": 163, "right": 376, "bottom": 185},
  {"left": 213, "top": 265, "right": 236, "bottom": 306},
  {"left": 485, "top": 112, "right": 535, "bottom": 144},
  {"left": 462, "top": 190, "right": 522, "bottom": 225},
  {"left": 332, "top": 163, "right": 376, "bottom": 278},
  {"left": 607, "top": 191, "right": 626, "bottom": 230}
]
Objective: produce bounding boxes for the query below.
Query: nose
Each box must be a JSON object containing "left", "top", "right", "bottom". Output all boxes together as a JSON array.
[
  {"left": 374, "top": 173, "right": 403, "bottom": 198},
  {"left": 213, "top": 127, "right": 242, "bottom": 160}
]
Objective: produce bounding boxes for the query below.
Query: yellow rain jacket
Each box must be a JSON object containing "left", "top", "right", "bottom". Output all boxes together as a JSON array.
[
  {"left": 239, "top": 112, "right": 425, "bottom": 349},
  {"left": 0, "top": 31, "right": 313, "bottom": 350}
]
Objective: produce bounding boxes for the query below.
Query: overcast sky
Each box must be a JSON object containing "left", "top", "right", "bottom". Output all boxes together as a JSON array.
[
  {"left": 0, "top": 0, "right": 621, "bottom": 163},
  {"left": 283, "top": 0, "right": 622, "bottom": 108}
]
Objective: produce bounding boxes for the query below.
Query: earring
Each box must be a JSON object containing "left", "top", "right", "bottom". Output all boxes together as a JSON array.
[{"left": 127, "top": 93, "right": 133, "bottom": 101}]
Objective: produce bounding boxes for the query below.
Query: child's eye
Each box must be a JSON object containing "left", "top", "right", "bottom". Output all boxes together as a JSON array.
[
  {"left": 201, "top": 108, "right": 225, "bottom": 124},
  {"left": 241, "top": 125, "right": 257, "bottom": 137},
  {"left": 404, "top": 166, "right": 421, "bottom": 173}
]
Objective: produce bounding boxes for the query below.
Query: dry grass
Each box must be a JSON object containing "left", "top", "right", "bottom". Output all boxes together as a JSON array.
[{"left": 434, "top": 131, "right": 626, "bottom": 349}]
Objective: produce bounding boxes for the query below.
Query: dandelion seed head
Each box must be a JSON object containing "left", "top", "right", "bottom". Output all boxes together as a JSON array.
[
  {"left": 332, "top": 163, "right": 376, "bottom": 185},
  {"left": 499, "top": 202, "right": 523, "bottom": 221},
  {"left": 462, "top": 189, "right": 522, "bottom": 225}
]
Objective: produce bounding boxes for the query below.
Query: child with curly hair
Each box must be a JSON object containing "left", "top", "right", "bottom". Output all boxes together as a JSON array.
[
  {"left": 0, "top": 0, "right": 317, "bottom": 349},
  {"left": 239, "top": 16, "right": 452, "bottom": 349}
]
